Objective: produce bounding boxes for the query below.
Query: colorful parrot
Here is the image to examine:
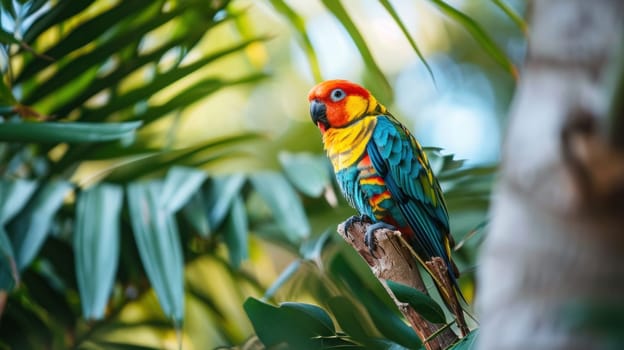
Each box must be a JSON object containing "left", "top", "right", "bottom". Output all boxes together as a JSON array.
[{"left": 308, "top": 79, "right": 468, "bottom": 335}]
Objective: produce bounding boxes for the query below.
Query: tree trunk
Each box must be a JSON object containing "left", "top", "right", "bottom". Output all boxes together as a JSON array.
[{"left": 478, "top": 1, "right": 624, "bottom": 349}]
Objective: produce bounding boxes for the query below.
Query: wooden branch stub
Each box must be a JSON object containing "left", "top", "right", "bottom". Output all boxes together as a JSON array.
[{"left": 337, "top": 221, "right": 458, "bottom": 350}]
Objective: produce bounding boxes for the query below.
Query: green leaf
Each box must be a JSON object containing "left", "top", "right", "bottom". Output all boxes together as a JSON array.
[
  {"left": 386, "top": 280, "right": 446, "bottom": 324},
  {"left": 268, "top": 0, "right": 323, "bottom": 82},
  {"left": 101, "top": 134, "right": 260, "bottom": 182},
  {"left": 264, "top": 259, "right": 302, "bottom": 300},
  {"left": 0, "top": 179, "right": 38, "bottom": 224},
  {"left": 74, "top": 184, "right": 123, "bottom": 320},
  {"left": 361, "top": 289, "right": 422, "bottom": 349},
  {"left": 327, "top": 296, "right": 376, "bottom": 344},
  {"left": 299, "top": 230, "right": 332, "bottom": 262},
  {"left": 223, "top": 194, "right": 248, "bottom": 268},
  {"left": 243, "top": 298, "right": 334, "bottom": 349},
  {"left": 181, "top": 191, "right": 211, "bottom": 237},
  {"left": 280, "top": 302, "right": 335, "bottom": 335},
  {"left": 23, "top": 0, "right": 94, "bottom": 44},
  {"left": 321, "top": 0, "right": 392, "bottom": 98},
  {"left": 492, "top": 0, "right": 527, "bottom": 35},
  {"left": 250, "top": 171, "right": 310, "bottom": 242},
  {"left": 77, "top": 38, "right": 267, "bottom": 122},
  {"left": 160, "top": 166, "right": 207, "bottom": 213},
  {"left": 77, "top": 340, "right": 162, "bottom": 350},
  {"left": 0, "top": 0, "right": 17, "bottom": 19},
  {"left": 207, "top": 174, "right": 246, "bottom": 229},
  {"left": 126, "top": 181, "right": 184, "bottom": 324},
  {"left": 0, "top": 121, "right": 142, "bottom": 143},
  {"left": 378, "top": 0, "right": 435, "bottom": 85},
  {"left": 0, "top": 75, "right": 17, "bottom": 106},
  {"left": 0, "top": 28, "right": 20, "bottom": 46},
  {"left": 279, "top": 151, "right": 330, "bottom": 198},
  {"left": 0, "top": 227, "right": 18, "bottom": 291},
  {"left": 449, "top": 329, "right": 478, "bottom": 350},
  {"left": 428, "top": 0, "right": 517, "bottom": 78},
  {"left": 8, "top": 180, "right": 72, "bottom": 269}
]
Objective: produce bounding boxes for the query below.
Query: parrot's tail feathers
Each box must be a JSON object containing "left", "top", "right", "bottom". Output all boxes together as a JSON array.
[{"left": 426, "top": 257, "right": 470, "bottom": 337}]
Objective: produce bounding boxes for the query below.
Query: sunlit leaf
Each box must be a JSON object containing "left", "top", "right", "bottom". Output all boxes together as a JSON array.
[
  {"left": 223, "top": 194, "right": 248, "bottom": 268},
  {"left": 23, "top": 0, "right": 94, "bottom": 43},
  {"left": 8, "top": 180, "right": 72, "bottom": 269},
  {"left": 77, "top": 340, "right": 162, "bottom": 350},
  {"left": 279, "top": 151, "right": 330, "bottom": 198},
  {"left": 101, "top": 134, "right": 260, "bottom": 182},
  {"left": 250, "top": 171, "right": 310, "bottom": 242},
  {"left": 268, "top": 0, "right": 323, "bottom": 82},
  {"left": 428, "top": 0, "right": 517, "bottom": 78},
  {"left": 74, "top": 184, "right": 123, "bottom": 319},
  {"left": 126, "top": 181, "right": 184, "bottom": 324},
  {"left": 386, "top": 280, "right": 445, "bottom": 324},
  {"left": 0, "top": 121, "right": 142, "bottom": 143},
  {"left": 321, "top": 0, "right": 392, "bottom": 99},
  {"left": 77, "top": 39, "right": 268, "bottom": 122}
]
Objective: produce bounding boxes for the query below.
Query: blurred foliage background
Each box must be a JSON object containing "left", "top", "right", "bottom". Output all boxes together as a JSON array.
[{"left": 0, "top": 0, "right": 524, "bottom": 349}]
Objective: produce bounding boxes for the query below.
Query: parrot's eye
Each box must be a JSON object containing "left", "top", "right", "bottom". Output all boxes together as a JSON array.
[{"left": 330, "top": 88, "right": 346, "bottom": 102}]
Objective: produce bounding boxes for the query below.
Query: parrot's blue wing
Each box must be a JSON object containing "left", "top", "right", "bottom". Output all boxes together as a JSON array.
[{"left": 367, "top": 115, "right": 453, "bottom": 271}]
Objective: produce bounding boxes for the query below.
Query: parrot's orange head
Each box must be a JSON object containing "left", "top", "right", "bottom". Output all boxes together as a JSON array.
[{"left": 308, "top": 80, "right": 376, "bottom": 133}]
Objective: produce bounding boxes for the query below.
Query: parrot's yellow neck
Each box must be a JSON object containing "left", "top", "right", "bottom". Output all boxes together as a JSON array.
[{"left": 322, "top": 116, "right": 377, "bottom": 171}]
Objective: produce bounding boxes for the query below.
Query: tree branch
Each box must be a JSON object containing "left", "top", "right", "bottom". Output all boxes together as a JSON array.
[{"left": 338, "top": 221, "right": 458, "bottom": 350}]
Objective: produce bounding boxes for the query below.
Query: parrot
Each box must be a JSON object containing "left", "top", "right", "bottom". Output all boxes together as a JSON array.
[{"left": 308, "top": 79, "right": 468, "bottom": 336}]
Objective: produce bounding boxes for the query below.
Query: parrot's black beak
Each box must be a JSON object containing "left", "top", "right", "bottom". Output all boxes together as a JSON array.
[{"left": 310, "top": 99, "right": 329, "bottom": 129}]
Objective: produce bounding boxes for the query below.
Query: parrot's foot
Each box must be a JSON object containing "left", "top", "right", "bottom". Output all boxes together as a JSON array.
[
  {"left": 343, "top": 214, "right": 372, "bottom": 236},
  {"left": 365, "top": 222, "right": 397, "bottom": 255}
]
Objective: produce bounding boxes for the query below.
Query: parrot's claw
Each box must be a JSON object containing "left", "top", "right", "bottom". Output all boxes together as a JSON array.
[
  {"left": 343, "top": 214, "right": 373, "bottom": 236},
  {"left": 365, "top": 222, "right": 397, "bottom": 256}
]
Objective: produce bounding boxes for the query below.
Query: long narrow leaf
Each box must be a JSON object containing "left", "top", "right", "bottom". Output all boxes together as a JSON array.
[
  {"left": 102, "top": 133, "right": 260, "bottom": 182},
  {"left": 0, "top": 227, "right": 18, "bottom": 290},
  {"left": 161, "top": 166, "right": 207, "bottom": 213},
  {"left": 491, "top": 0, "right": 527, "bottom": 35},
  {"left": 126, "top": 181, "right": 184, "bottom": 324},
  {"left": 428, "top": 0, "right": 517, "bottom": 78},
  {"left": 0, "top": 121, "right": 142, "bottom": 143},
  {"left": 223, "top": 194, "right": 248, "bottom": 268},
  {"left": 268, "top": 0, "right": 322, "bottom": 82},
  {"left": 321, "top": 0, "right": 392, "bottom": 98},
  {"left": 74, "top": 184, "right": 123, "bottom": 319},
  {"left": 8, "top": 180, "right": 72, "bottom": 269},
  {"left": 207, "top": 174, "right": 246, "bottom": 229},
  {"left": 378, "top": 0, "right": 435, "bottom": 84},
  {"left": 21, "top": 6, "right": 187, "bottom": 101},
  {"left": 23, "top": 0, "right": 94, "bottom": 43},
  {"left": 0, "top": 179, "right": 38, "bottom": 224},
  {"left": 386, "top": 280, "right": 446, "bottom": 324},
  {"left": 80, "top": 38, "right": 267, "bottom": 122},
  {"left": 250, "top": 172, "right": 310, "bottom": 242}
]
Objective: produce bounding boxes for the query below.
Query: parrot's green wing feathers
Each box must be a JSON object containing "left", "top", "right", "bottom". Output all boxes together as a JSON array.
[{"left": 367, "top": 115, "right": 452, "bottom": 267}]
